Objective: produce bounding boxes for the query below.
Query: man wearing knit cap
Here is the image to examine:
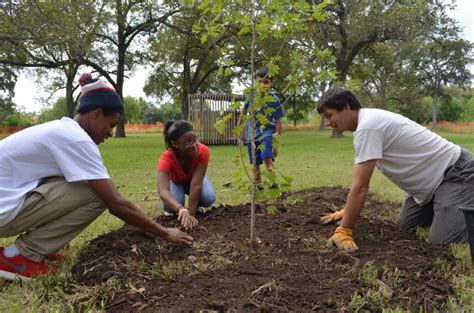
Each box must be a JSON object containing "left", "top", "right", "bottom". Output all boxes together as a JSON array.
[{"left": 0, "top": 73, "right": 193, "bottom": 280}]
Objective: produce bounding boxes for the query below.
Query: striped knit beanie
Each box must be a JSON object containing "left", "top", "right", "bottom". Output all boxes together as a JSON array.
[{"left": 77, "top": 73, "right": 123, "bottom": 113}]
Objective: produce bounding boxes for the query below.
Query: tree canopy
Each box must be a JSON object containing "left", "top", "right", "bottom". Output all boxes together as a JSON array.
[{"left": 0, "top": 0, "right": 472, "bottom": 128}]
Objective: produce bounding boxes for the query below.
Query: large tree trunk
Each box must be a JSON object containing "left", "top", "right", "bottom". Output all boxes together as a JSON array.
[
  {"left": 431, "top": 93, "right": 438, "bottom": 129},
  {"left": 330, "top": 74, "right": 345, "bottom": 137},
  {"left": 181, "top": 50, "right": 191, "bottom": 120},
  {"left": 114, "top": 10, "right": 126, "bottom": 138},
  {"left": 114, "top": 91, "right": 126, "bottom": 137},
  {"left": 292, "top": 94, "right": 297, "bottom": 127},
  {"left": 319, "top": 115, "right": 326, "bottom": 130},
  {"left": 65, "top": 72, "right": 76, "bottom": 118},
  {"left": 319, "top": 81, "right": 327, "bottom": 131},
  {"left": 115, "top": 96, "right": 126, "bottom": 137},
  {"left": 181, "top": 88, "right": 189, "bottom": 120}
]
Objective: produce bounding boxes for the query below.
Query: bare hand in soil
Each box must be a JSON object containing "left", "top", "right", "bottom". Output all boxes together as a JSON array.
[
  {"left": 327, "top": 226, "right": 359, "bottom": 252},
  {"left": 178, "top": 208, "right": 199, "bottom": 230},
  {"left": 320, "top": 208, "right": 345, "bottom": 225},
  {"left": 163, "top": 227, "right": 193, "bottom": 245}
]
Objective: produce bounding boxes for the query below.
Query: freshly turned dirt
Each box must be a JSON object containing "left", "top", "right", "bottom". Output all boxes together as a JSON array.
[{"left": 71, "top": 187, "right": 456, "bottom": 312}]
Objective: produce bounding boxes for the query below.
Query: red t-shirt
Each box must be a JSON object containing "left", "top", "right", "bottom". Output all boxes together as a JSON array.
[{"left": 157, "top": 143, "right": 210, "bottom": 183}]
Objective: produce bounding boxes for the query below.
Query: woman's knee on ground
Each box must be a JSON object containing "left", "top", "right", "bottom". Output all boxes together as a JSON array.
[
  {"left": 397, "top": 203, "right": 433, "bottom": 231},
  {"left": 199, "top": 189, "right": 216, "bottom": 207}
]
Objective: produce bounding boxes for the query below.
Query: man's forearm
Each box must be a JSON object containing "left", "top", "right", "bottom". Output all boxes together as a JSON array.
[
  {"left": 340, "top": 160, "right": 376, "bottom": 229},
  {"left": 109, "top": 200, "right": 168, "bottom": 237},
  {"left": 340, "top": 185, "right": 368, "bottom": 229}
]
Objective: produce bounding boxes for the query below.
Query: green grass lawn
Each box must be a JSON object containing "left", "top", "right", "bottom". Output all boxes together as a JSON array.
[{"left": 1, "top": 129, "right": 473, "bottom": 310}]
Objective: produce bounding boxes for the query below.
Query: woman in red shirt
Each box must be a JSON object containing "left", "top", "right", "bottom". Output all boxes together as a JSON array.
[{"left": 157, "top": 120, "right": 216, "bottom": 229}]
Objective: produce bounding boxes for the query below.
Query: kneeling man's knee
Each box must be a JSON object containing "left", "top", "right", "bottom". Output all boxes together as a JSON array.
[
  {"left": 429, "top": 226, "right": 467, "bottom": 244},
  {"left": 396, "top": 216, "right": 412, "bottom": 231}
]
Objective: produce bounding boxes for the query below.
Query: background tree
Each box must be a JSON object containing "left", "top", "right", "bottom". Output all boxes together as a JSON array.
[
  {"left": 352, "top": 42, "right": 418, "bottom": 107},
  {"left": 1, "top": 109, "right": 36, "bottom": 128},
  {"left": 439, "top": 95, "right": 463, "bottom": 122},
  {"left": 0, "top": 66, "right": 17, "bottom": 123},
  {"left": 0, "top": 97, "right": 15, "bottom": 124},
  {"left": 144, "top": 5, "right": 239, "bottom": 119},
  {"left": 140, "top": 102, "right": 160, "bottom": 124},
  {"left": 263, "top": 39, "right": 335, "bottom": 127},
  {"left": 285, "top": 94, "right": 313, "bottom": 127},
  {"left": 123, "top": 96, "right": 146, "bottom": 124},
  {"left": 157, "top": 102, "right": 182, "bottom": 122},
  {"left": 40, "top": 96, "right": 67, "bottom": 122},
  {"left": 319, "top": 1, "right": 425, "bottom": 82},
  {"left": 411, "top": 4, "right": 473, "bottom": 128},
  {"left": 350, "top": 41, "right": 429, "bottom": 122},
  {"left": 0, "top": 1, "right": 104, "bottom": 117},
  {"left": 326, "top": 1, "right": 472, "bottom": 128},
  {"left": 461, "top": 97, "right": 474, "bottom": 122},
  {"left": 311, "top": 0, "right": 435, "bottom": 136},
  {"left": 78, "top": 0, "right": 181, "bottom": 137}
]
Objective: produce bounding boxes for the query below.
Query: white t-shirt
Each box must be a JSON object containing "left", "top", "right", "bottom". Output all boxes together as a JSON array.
[
  {"left": 354, "top": 108, "right": 460, "bottom": 205},
  {"left": 0, "top": 117, "right": 109, "bottom": 226}
]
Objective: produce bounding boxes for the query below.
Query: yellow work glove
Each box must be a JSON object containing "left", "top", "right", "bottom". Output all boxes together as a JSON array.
[
  {"left": 320, "top": 208, "right": 345, "bottom": 225},
  {"left": 327, "top": 226, "right": 359, "bottom": 252}
]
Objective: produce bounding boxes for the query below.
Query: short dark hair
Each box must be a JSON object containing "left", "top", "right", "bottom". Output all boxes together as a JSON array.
[
  {"left": 317, "top": 87, "right": 362, "bottom": 113},
  {"left": 256, "top": 66, "right": 272, "bottom": 79}
]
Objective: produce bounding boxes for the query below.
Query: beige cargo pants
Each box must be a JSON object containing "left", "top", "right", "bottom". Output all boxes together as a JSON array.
[{"left": 0, "top": 177, "right": 105, "bottom": 262}]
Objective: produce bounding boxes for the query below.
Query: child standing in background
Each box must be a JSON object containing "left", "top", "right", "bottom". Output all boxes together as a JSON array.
[{"left": 238, "top": 66, "right": 284, "bottom": 187}]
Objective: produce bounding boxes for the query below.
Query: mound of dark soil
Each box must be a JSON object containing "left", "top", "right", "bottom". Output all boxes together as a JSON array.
[{"left": 71, "top": 187, "right": 455, "bottom": 312}]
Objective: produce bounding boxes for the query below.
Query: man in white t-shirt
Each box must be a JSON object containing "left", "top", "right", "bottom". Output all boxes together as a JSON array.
[
  {"left": 0, "top": 74, "right": 193, "bottom": 280},
  {"left": 316, "top": 87, "right": 474, "bottom": 252}
]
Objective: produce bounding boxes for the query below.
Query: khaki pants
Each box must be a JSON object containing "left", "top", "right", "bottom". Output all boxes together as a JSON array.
[{"left": 0, "top": 177, "right": 105, "bottom": 262}]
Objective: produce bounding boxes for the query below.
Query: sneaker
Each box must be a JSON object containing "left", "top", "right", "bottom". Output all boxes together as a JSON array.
[{"left": 0, "top": 247, "right": 52, "bottom": 280}]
